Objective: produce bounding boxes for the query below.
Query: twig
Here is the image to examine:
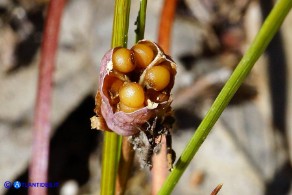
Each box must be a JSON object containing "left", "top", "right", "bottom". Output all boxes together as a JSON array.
[
  {"left": 210, "top": 183, "right": 223, "bottom": 195},
  {"left": 159, "top": 0, "right": 292, "bottom": 193},
  {"left": 157, "top": 0, "right": 177, "bottom": 54},
  {"left": 115, "top": 1, "right": 148, "bottom": 194},
  {"left": 151, "top": 136, "right": 168, "bottom": 195},
  {"left": 115, "top": 137, "right": 135, "bottom": 195},
  {"left": 101, "top": 0, "right": 131, "bottom": 194},
  {"left": 135, "top": 0, "right": 147, "bottom": 42},
  {"left": 29, "top": 0, "right": 67, "bottom": 195},
  {"left": 152, "top": 0, "right": 177, "bottom": 194}
]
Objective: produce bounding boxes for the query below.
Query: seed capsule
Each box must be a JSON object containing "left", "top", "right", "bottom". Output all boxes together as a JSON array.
[
  {"left": 132, "top": 43, "right": 155, "bottom": 68},
  {"left": 91, "top": 40, "right": 177, "bottom": 136},
  {"left": 109, "top": 78, "right": 124, "bottom": 98},
  {"left": 119, "top": 102, "right": 144, "bottom": 113},
  {"left": 119, "top": 82, "right": 145, "bottom": 108},
  {"left": 108, "top": 78, "right": 124, "bottom": 106},
  {"left": 112, "top": 48, "right": 135, "bottom": 73},
  {"left": 146, "top": 89, "right": 170, "bottom": 103},
  {"left": 145, "top": 66, "right": 170, "bottom": 91}
]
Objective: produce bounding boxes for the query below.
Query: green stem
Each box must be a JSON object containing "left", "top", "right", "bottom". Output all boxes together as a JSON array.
[
  {"left": 100, "top": 0, "right": 131, "bottom": 194},
  {"left": 135, "top": 0, "right": 147, "bottom": 42},
  {"left": 115, "top": 1, "right": 148, "bottom": 194},
  {"left": 159, "top": 0, "right": 292, "bottom": 194},
  {"left": 101, "top": 132, "right": 122, "bottom": 194},
  {"left": 111, "top": 0, "right": 131, "bottom": 48}
]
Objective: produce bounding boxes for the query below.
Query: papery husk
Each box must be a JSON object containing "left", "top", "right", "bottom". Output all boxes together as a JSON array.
[{"left": 92, "top": 40, "right": 177, "bottom": 136}]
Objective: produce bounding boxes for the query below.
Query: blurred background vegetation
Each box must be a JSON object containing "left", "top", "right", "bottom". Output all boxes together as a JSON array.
[{"left": 0, "top": 0, "right": 292, "bottom": 194}]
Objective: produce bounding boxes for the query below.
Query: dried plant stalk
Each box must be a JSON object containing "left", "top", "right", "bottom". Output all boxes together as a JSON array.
[
  {"left": 29, "top": 0, "right": 67, "bottom": 195},
  {"left": 152, "top": 0, "right": 177, "bottom": 194}
]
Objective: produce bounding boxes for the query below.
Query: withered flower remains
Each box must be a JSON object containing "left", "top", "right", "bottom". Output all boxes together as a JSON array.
[{"left": 91, "top": 40, "right": 177, "bottom": 169}]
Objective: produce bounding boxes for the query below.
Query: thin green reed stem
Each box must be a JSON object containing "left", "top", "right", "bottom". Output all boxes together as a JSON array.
[
  {"left": 159, "top": 0, "right": 292, "bottom": 194},
  {"left": 111, "top": 0, "right": 131, "bottom": 48},
  {"left": 100, "top": 0, "right": 131, "bottom": 194},
  {"left": 115, "top": 1, "right": 148, "bottom": 194},
  {"left": 135, "top": 0, "right": 147, "bottom": 42}
]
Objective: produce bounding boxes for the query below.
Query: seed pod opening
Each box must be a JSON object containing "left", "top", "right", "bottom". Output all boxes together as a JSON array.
[{"left": 91, "top": 40, "right": 177, "bottom": 136}]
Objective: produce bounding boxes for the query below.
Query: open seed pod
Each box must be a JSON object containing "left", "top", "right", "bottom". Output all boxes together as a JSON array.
[{"left": 91, "top": 40, "right": 177, "bottom": 136}]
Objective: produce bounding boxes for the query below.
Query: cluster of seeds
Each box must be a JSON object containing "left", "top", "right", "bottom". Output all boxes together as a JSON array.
[
  {"left": 92, "top": 40, "right": 177, "bottom": 169},
  {"left": 106, "top": 40, "right": 176, "bottom": 113},
  {"left": 92, "top": 40, "right": 176, "bottom": 137}
]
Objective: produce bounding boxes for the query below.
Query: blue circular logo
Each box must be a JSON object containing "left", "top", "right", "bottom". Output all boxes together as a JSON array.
[
  {"left": 13, "top": 181, "right": 21, "bottom": 189},
  {"left": 4, "top": 181, "right": 12, "bottom": 189}
]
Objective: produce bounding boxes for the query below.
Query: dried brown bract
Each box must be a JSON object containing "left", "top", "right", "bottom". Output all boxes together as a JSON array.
[{"left": 128, "top": 115, "right": 176, "bottom": 169}]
